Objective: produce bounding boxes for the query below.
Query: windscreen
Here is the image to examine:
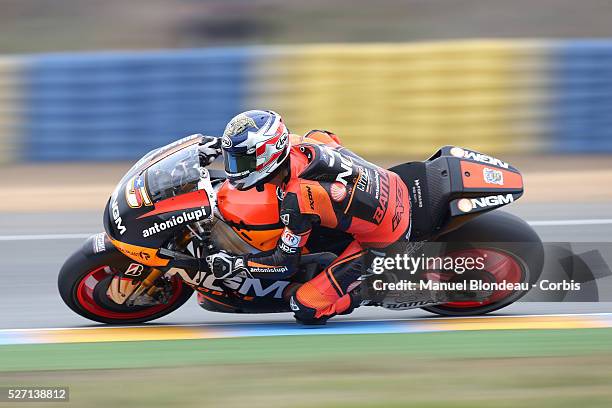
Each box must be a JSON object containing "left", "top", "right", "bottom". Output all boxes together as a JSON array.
[{"left": 146, "top": 145, "right": 202, "bottom": 202}]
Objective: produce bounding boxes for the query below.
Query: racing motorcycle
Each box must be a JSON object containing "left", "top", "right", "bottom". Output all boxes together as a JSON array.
[{"left": 58, "top": 135, "right": 543, "bottom": 324}]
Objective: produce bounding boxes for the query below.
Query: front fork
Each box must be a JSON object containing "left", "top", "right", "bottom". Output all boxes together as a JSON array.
[{"left": 107, "top": 267, "right": 166, "bottom": 306}]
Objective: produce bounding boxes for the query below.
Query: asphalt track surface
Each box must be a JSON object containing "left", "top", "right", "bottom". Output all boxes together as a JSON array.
[{"left": 0, "top": 203, "right": 611, "bottom": 330}]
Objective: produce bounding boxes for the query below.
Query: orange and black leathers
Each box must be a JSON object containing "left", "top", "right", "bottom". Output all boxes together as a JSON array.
[
  {"left": 290, "top": 132, "right": 411, "bottom": 321},
  {"left": 241, "top": 130, "right": 411, "bottom": 322},
  {"left": 237, "top": 192, "right": 313, "bottom": 280}
]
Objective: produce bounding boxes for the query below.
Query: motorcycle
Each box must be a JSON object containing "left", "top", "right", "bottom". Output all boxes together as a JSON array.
[{"left": 58, "top": 134, "right": 543, "bottom": 324}]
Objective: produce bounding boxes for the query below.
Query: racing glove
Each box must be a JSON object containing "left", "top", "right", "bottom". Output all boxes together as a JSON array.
[
  {"left": 198, "top": 135, "right": 222, "bottom": 165},
  {"left": 206, "top": 251, "right": 249, "bottom": 279},
  {"left": 160, "top": 248, "right": 247, "bottom": 279}
]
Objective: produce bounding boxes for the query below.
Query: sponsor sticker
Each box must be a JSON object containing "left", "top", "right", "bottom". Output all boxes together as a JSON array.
[
  {"left": 450, "top": 147, "right": 510, "bottom": 169},
  {"left": 125, "top": 175, "right": 153, "bottom": 208},
  {"left": 281, "top": 229, "right": 302, "bottom": 248},
  {"left": 92, "top": 233, "right": 106, "bottom": 253},
  {"left": 221, "top": 136, "right": 233, "bottom": 148},
  {"left": 471, "top": 194, "right": 514, "bottom": 209},
  {"left": 110, "top": 195, "right": 127, "bottom": 235},
  {"left": 249, "top": 266, "right": 289, "bottom": 274},
  {"left": 391, "top": 183, "right": 405, "bottom": 231},
  {"left": 483, "top": 167, "right": 504, "bottom": 185},
  {"left": 305, "top": 186, "right": 315, "bottom": 210},
  {"left": 124, "top": 263, "right": 144, "bottom": 277},
  {"left": 373, "top": 171, "right": 390, "bottom": 224},
  {"left": 330, "top": 181, "right": 347, "bottom": 202},
  {"left": 142, "top": 208, "right": 207, "bottom": 237},
  {"left": 411, "top": 179, "right": 423, "bottom": 208},
  {"left": 458, "top": 194, "right": 514, "bottom": 213},
  {"left": 275, "top": 133, "right": 288, "bottom": 150},
  {"left": 116, "top": 247, "right": 153, "bottom": 262},
  {"left": 279, "top": 242, "right": 297, "bottom": 254}
]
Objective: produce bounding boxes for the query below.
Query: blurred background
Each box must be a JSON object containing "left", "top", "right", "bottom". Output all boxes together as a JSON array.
[{"left": 2, "top": 0, "right": 612, "bottom": 165}]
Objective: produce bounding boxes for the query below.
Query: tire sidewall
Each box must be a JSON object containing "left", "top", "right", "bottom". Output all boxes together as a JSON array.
[
  {"left": 422, "top": 211, "right": 544, "bottom": 316},
  {"left": 58, "top": 234, "right": 193, "bottom": 324}
]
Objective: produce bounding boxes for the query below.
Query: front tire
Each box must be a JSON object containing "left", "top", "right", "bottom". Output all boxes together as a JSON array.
[{"left": 58, "top": 234, "right": 193, "bottom": 324}]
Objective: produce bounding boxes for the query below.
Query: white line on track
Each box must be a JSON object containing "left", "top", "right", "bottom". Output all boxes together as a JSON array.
[
  {"left": 527, "top": 219, "right": 612, "bottom": 226},
  {"left": 0, "top": 233, "right": 93, "bottom": 241},
  {"left": 1, "top": 219, "right": 611, "bottom": 241}
]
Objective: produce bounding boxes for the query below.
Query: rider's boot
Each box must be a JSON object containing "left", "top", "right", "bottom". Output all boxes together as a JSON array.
[{"left": 290, "top": 282, "right": 362, "bottom": 325}]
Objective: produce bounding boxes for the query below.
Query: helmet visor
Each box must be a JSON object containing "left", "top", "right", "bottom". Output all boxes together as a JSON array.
[{"left": 223, "top": 150, "right": 256, "bottom": 180}]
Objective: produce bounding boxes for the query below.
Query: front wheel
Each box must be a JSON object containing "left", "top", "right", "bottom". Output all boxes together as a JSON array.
[
  {"left": 58, "top": 234, "right": 194, "bottom": 324},
  {"left": 422, "top": 211, "right": 544, "bottom": 317}
]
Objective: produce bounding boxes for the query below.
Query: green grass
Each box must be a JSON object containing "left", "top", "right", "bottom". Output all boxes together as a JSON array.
[{"left": 1, "top": 329, "right": 612, "bottom": 407}]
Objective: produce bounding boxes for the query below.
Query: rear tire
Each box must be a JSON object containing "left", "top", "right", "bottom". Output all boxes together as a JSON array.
[
  {"left": 58, "top": 234, "right": 193, "bottom": 324},
  {"left": 422, "top": 211, "right": 543, "bottom": 317}
]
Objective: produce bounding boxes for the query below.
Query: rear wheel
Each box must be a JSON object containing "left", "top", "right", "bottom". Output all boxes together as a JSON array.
[
  {"left": 422, "top": 211, "right": 543, "bottom": 316},
  {"left": 58, "top": 235, "right": 193, "bottom": 324}
]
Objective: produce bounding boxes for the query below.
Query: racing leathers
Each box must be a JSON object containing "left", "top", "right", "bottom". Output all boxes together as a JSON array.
[{"left": 212, "top": 130, "right": 411, "bottom": 323}]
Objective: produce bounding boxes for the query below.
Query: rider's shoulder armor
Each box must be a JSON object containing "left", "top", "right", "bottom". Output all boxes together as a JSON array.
[
  {"left": 296, "top": 143, "right": 348, "bottom": 183},
  {"left": 303, "top": 129, "right": 343, "bottom": 146}
]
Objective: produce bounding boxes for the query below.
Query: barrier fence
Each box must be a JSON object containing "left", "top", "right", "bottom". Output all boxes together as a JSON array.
[{"left": 0, "top": 40, "right": 611, "bottom": 163}]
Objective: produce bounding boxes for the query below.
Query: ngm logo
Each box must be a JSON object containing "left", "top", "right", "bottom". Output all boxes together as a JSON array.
[
  {"left": 472, "top": 194, "right": 514, "bottom": 208},
  {"left": 458, "top": 194, "right": 514, "bottom": 213},
  {"left": 450, "top": 147, "right": 509, "bottom": 169}
]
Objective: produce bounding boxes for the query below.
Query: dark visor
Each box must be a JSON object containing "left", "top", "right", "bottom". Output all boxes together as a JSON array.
[{"left": 223, "top": 150, "right": 256, "bottom": 179}]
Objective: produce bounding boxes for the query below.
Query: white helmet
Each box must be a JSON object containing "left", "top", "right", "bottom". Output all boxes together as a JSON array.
[{"left": 221, "top": 110, "right": 290, "bottom": 190}]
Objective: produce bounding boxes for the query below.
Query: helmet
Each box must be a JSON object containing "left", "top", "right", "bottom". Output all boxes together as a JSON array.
[{"left": 221, "top": 110, "right": 290, "bottom": 190}]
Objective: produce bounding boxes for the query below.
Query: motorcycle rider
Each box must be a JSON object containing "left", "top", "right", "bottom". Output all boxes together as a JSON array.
[{"left": 201, "top": 110, "right": 411, "bottom": 324}]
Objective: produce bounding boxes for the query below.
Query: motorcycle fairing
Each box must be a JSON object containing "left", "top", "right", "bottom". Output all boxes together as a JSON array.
[
  {"left": 389, "top": 146, "right": 523, "bottom": 241},
  {"left": 108, "top": 238, "right": 170, "bottom": 267},
  {"left": 217, "top": 181, "right": 285, "bottom": 251},
  {"left": 104, "top": 140, "right": 215, "bottom": 265}
]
